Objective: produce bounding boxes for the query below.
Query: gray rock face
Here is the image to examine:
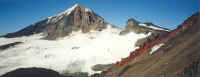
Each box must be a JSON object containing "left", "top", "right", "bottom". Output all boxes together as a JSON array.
[{"left": 3, "top": 4, "right": 108, "bottom": 40}]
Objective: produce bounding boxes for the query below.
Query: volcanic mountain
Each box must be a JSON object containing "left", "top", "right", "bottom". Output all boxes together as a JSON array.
[
  {"left": 3, "top": 4, "right": 108, "bottom": 40},
  {"left": 0, "top": 4, "right": 169, "bottom": 76},
  {"left": 102, "top": 12, "right": 200, "bottom": 77}
]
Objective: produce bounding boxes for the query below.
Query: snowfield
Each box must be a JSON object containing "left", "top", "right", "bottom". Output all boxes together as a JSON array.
[{"left": 0, "top": 25, "right": 149, "bottom": 75}]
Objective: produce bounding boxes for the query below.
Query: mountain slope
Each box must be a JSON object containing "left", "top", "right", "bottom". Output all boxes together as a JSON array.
[
  {"left": 102, "top": 12, "right": 200, "bottom": 77},
  {"left": 3, "top": 4, "right": 108, "bottom": 40}
]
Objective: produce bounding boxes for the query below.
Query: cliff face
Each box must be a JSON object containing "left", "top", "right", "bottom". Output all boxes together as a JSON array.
[
  {"left": 102, "top": 12, "right": 200, "bottom": 77},
  {"left": 3, "top": 4, "right": 108, "bottom": 40}
]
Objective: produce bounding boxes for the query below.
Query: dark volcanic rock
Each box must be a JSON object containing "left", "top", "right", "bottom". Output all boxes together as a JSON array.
[
  {"left": 0, "top": 42, "right": 23, "bottom": 50},
  {"left": 0, "top": 68, "right": 63, "bottom": 77},
  {"left": 3, "top": 4, "right": 108, "bottom": 40}
]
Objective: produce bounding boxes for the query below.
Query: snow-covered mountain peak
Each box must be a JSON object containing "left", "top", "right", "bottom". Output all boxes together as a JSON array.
[
  {"left": 2, "top": 4, "right": 108, "bottom": 40},
  {"left": 47, "top": 4, "right": 93, "bottom": 24},
  {"left": 48, "top": 4, "right": 92, "bottom": 18},
  {"left": 62, "top": 3, "right": 92, "bottom": 15},
  {"left": 62, "top": 3, "right": 80, "bottom": 15}
]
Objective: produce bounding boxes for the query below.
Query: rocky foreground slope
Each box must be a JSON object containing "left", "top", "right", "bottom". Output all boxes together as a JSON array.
[{"left": 102, "top": 12, "right": 200, "bottom": 77}]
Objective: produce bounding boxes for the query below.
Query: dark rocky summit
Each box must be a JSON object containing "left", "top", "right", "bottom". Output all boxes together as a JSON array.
[
  {"left": 120, "top": 18, "right": 170, "bottom": 47},
  {"left": 3, "top": 4, "right": 108, "bottom": 40}
]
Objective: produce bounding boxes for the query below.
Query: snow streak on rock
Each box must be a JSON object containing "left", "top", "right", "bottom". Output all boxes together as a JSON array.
[{"left": 149, "top": 43, "right": 164, "bottom": 54}]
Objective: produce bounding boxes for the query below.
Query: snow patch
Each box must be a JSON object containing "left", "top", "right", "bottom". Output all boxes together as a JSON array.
[{"left": 149, "top": 43, "right": 164, "bottom": 54}]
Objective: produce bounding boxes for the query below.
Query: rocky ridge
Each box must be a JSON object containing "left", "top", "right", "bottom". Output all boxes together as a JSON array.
[{"left": 120, "top": 18, "right": 170, "bottom": 47}]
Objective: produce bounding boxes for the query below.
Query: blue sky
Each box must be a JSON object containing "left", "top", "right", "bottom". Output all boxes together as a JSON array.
[{"left": 0, "top": 0, "right": 199, "bottom": 35}]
